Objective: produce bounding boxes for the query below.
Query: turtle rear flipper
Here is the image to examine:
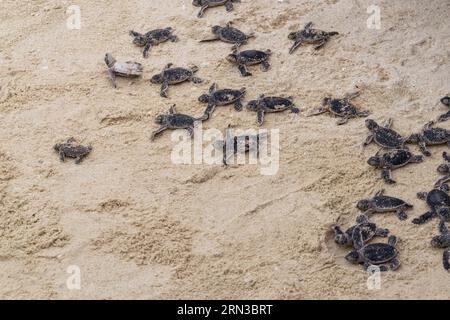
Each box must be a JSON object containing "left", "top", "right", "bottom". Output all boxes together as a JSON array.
[{"left": 443, "top": 250, "right": 450, "bottom": 270}]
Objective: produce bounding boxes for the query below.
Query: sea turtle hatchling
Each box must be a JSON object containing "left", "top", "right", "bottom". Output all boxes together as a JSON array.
[
  {"left": 129, "top": 28, "right": 178, "bottom": 58},
  {"left": 53, "top": 138, "right": 92, "bottom": 164},
  {"left": 226, "top": 49, "right": 272, "bottom": 77},
  {"left": 246, "top": 95, "right": 300, "bottom": 126},
  {"left": 307, "top": 92, "right": 369, "bottom": 125},
  {"left": 412, "top": 183, "right": 450, "bottom": 225},
  {"left": 288, "top": 22, "right": 339, "bottom": 54},
  {"left": 200, "top": 21, "right": 254, "bottom": 49},
  {"left": 332, "top": 215, "right": 389, "bottom": 248},
  {"left": 150, "top": 63, "right": 202, "bottom": 98},
  {"left": 199, "top": 83, "right": 246, "bottom": 120},
  {"left": 437, "top": 96, "right": 450, "bottom": 122},
  {"left": 406, "top": 121, "right": 450, "bottom": 156},
  {"left": 356, "top": 189, "right": 412, "bottom": 221},
  {"left": 104, "top": 53, "right": 143, "bottom": 88},
  {"left": 151, "top": 104, "right": 206, "bottom": 141},
  {"left": 367, "top": 148, "right": 423, "bottom": 184},
  {"left": 363, "top": 118, "right": 406, "bottom": 149},
  {"left": 431, "top": 221, "right": 450, "bottom": 270},
  {"left": 345, "top": 229, "right": 400, "bottom": 272},
  {"left": 436, "top": 152, "right": 450, "bottom": 186},
  {"left": 193, "top": 0, "right": 240, "bottom": 18}
]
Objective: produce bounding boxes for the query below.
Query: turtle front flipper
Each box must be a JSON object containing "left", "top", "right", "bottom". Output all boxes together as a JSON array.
[
  {"left": 143, "top": 42, "right": 152, "bottom": 58},
  {"left": 437, "top": 111, "right": 450, "bottom": 122},
  {"left": 160, "top": 82, "right": 169, "bottom": 98},
  {"left": 363, "top": 134, "right": 374, "bottom": 147},
  {"left": 390, "top": 258, "right": 401, "bottom": 271},
  {"left": 107, "top": 68, "right": 117, "bottom": 88},
  {"left": 256, "top": 109, "right": 265, "bottom": 126},
  {"left": 200, "top": 37, "right": 220, "bottom": 43},
  {"left": 336, "top": 117, "right": 349, "bottom": 125},
  {"left": 314, "top": 39, "right": 327, "bottom": 50},
  {"left": 238, "top": 64, "right": 252, "bottom": 77},
  {"left": 289, "top": 40, "right": 303, "bottom": 54},
  {"left": 357, "top": 110, "right": 370, "bottom": 118},
  {"left": 198, "top": 5, "right": 209, "bottom": 17},
  {"left": 260, "top": 60, "right": 270, "bottom": 72},
  {"left": 203, "top": 103, "right": 216, "bottom": 120},
  {"left": 234, "top": 99, "right": 243, "bottom": 112},
  {"left": 443, "top": 250, "right": 450, "bottom": 270},
  {"left": 435, "top": 174, "right": 450, "bottom": 188},
  {"left": 150, "top": 125, "right": 168, "bottom": 141},
  {"left": 381, "top": 168, "right": 395, "bottom": 184},
  {"left": 395, "top": 209, "right": 408, "bottom": 221},
  {"left": 418, "top": 141, "right": 431, "bottom": 157},
  {"left": 307, "top": 106, "right": 328, "bottom": 117},
  {"left": 412, "top": 211, "right": 436, "bottom": 225}
]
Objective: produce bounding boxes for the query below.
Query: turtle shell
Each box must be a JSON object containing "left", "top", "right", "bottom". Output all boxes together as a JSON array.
[
  {"left": 427, "top": 189, "right": 450, "bottom": 210},
  {"left": 362, "top": 243, "right": 397, "bottom": 264},
  {"left": 301, "top": 29, "right": 330, "bottom": 42},
  {"left": 112, "top": 61, "right": 143, "bottom": 76},
  {"left": 346, "top": 223, "right": 377, "bottom": 244},
  {"left": 374, "top": 127, "right": 404, "bottom": 148},
  {"left": 162, "top": 68, "right": 193, "bottom": 84},
  {"left": 328, "top": 99, "right": 357, "bottom": 117},
  {"left": 219, "top": 27, "right": 248, "bottom": 43},
  {"left": 145, "top": 29, "right": 172, "bottom": 42},
  {"left": 238, "top": 50, "right": 269, "bottom": 65},
  {"left": 213, "top": 89, "right": 243, "bottom": 105},
  {"left": 373, "top": 195, "right": 406, "bottom": 210},
  {"left": 167, "top": 114, "right": 196, "bottom": 128},
  {"left": 382, "top": 149, "right": 412, "bottom": 167},
  {"left": 260, "top": 97, "right": 293, "bottom": 112},
  {"left": 423, "top": 128, "right": 450, "bottom": 144}
]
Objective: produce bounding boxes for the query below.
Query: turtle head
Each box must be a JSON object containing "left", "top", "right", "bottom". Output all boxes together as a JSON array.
[
  {"left": 321, "top": 97, "right": 332, "bottom": 106},
  {"left": 441, "top": 96, "right": 450, "bottom": 106},
  {"left": 104, "top": 53, "right": 116, "bottom": 67},
  {"left": 226, "top": 52, "right": 238, "bottom": 63},
  {"left": 211, "top": 25, "right": 222, "bottom": 35},
  {"left": 405, "top": 133, "right": 420, "bottom": 144},
  {"left": 155, "top": 114, "right": 169, "bottom": 125},
  {"left": 431, "top": 235, "right": 447, "bottom": 248},
  {"left": 438, "top": 164, "right": 450, "bottom": 174},
  {"left": 332, "top": 227, "right": 349, "bottom": 246},
  {"left": 192, "top": 0, "right": 203, "bottom": 6},
  {"left": 367, "top": 156, "right": 382, "bottom": 167},
  {"left": 53, "top": 143, "right": 61, "bottom": 152},
  {"left": 131, "top": 34, "right": 148, "bottom": 46},
  {"left": 356, "top": 199, "right": 371, "bottom": 212},
  {"left": 198, "top": 94, "right": 211, "bottom": 103},
  {"left": 345, "top": 250, "right": 360, "bottom": 264},
  {"left": 365, "top": 119, "right": 379, "bottom": 131},
  {"left": 150, "top": 73, "right": 163, "bottom": 84},
  {"left": 288, "top": 31, "right": 298, "bottom": 40},
  {"left": 246, "top": 100, "right": 259, "bottom": 111}
]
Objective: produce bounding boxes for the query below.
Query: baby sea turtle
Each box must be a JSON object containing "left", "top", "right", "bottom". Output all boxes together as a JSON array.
[
  {"left": 226, "top": 49, "right": 272, "bottom": 77},
  {"left": 200, "top": 21, "right": 254, "bottom": 49},
  {"left": 246, "top": 95, "right": 300, "bottom": 126},
  {"left": 104, "top": 53, "right": 143, "bottom": 88},
  {"left": 151, "top": 105, "right": 206, "bottom": 141},
  {"left": 413, "top": 183, "right": 450, "bottom": 225},
  {"left": 437, "top": 96, "right": 450, "bottom": 122},
  {"left": 193, "top": 0, "right": 240, "bottom": 18},
  {"left": 363, "top": 118, "right": 406, "bottom": 149},
  {"left": 53, "top": 138, "right": 92, "bottom": 164},
  {"left": 307, "top": 92, "right": 369, "bottom": 125},
  {"left": 367, "top": 148, "right": 423, "bottom": 184},
  {"left": 332, "top": 215, "right": 389, "bottom": 248},
  {"left": 431, "top": 221, "right": 450, "bottom": 270},
  {"left": 150, "top": 63, "right": 202, "bottom": 98},
  {"left": 357, "top": 189, "right": 412, "bottom": 221},
  {"left": 436, "top": 152, "right": 450, "bottom": 186},
  {"left": 288, "top": 22, "right": 339, "bottom": 54},
  {"left": 345, "top": 229, "right": 400, "bottom": 272},
  {"left": 129, "top": 28, "right": 178, "bottom": 58},
  {"left": 199, "top": 83, "right": 246, "bottom": 120},
  {"left": 406, "top": 121, "right": 450, "bottom": 156}
]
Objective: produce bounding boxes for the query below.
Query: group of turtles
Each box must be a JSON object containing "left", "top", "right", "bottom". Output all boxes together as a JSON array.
[
  {"left": 333, "top": 96, "right": 450, "bottom": 272},
  {"left": 52, "top": 2, "right": 450, "bottom": 273}
]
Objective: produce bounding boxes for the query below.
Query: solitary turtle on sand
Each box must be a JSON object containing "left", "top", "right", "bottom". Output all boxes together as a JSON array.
[
  {"left": 226, "top": 49, "right": 272, "bottom": 77},
  {"left": 150, "top": 63, "right": 202, "bottom": 98},
  {"left": 367, "top": 148, "right": 423, "bottom": 184},
  {"left": 332, "top": 215, "right": 389, "bottom": 248},
  {"left": 129, "top": 28, "right": 178, "bottom": 58},
  {"left": 412, "top": 183, "right": 450, "bottom": 225},
  {"left": 104, "top": 53, "right": 143, "bottom": 88},
  {"left": 406, "top": 121, "right": 450, "bottom": 156},
  {"left": 307, "top": 92, "right": 369, "bottom": 125},
  {"left": 54, "top": 138, "right": 92, "bottom": 164},
  {"left": 193, "top": 0, "right": 240, "bottom": 18},
  {"left": 200, "top": 21, "right": 254, "bottom": 49},
  {"left": 199, "top": 83, "right": 246, "bottom": 120},
  {"left": 431, "top": 221, "right": 450, "bottom": 270},
  {"left": 246, "top": 95, "right": 299, "bottom": 126},
  {"left": 288, "top": 22, "right": 339, "bottom": 54},
  {"left": 363, "top": 119, "right": 406, "bottom": 149},
  {"left": 345, "top": 229, "right": 400, "bottom": 272},
  {"left": 151, "top": 105, "right": 206, "bottom": 141},
  {"left": 356, "top": 189, "right": 412, "bottom": 221}
]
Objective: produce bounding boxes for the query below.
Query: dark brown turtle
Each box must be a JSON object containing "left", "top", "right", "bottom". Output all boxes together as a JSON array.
[
  {"left": 199, "top": 83, "right": 246, "bottom": 120},
  {"left": 363, "top": 118, "right": 406, "bottom": 149},
  {"left": 193, "top": 0, "right": 240, "bottom": 18},
  {"left": 367, "top": 148, "right": 423, "bottom": 184},
  {"left": 226, "top": 49, "right": 272, "bottom": 77},
  {"left": 150, "top": 63, "right": 202, "bottom": 98},
  {"left": 129, "top": 28, "right": 178, "bottom": 58},
  {"left": 406, "top": 121, "right": 450, "bottom": 156},
  {"left": 357, "top": 189, "right": 412, "bottom": 221},
  {"left": 54, "top": 138, "right": 92, "bottom": 164},
  {"left": 288, "top": 22, "right": 339, "bottom": 54},
  {"left": 332, "top": 215, "right": 389, "bottom": 248},
  {"left": 437, "top": 96, "right": 450, "bottom": 122},
  {"left": 413, "top": 183, "right": 450, "bottom": 225},
  {"left": 346, "top": 229, "right": 400, "bottom": 272},
  {"left": 431, "top": 221, "right": 450, "bottom": 270},
  {"left": 246, "top": 95, "right": 299, "bottom": 126},
  {"left": 200, "top": 21, "right": 254, "bottom": 49},
  {"left": 307, "top": 92, "right": 369, "bottom": 125},
  {"left": 151, "top": 105, "right": 206, "bottom": 141},
  {"left": 104, "top": 53, "right": 143, "bottom": 88}
]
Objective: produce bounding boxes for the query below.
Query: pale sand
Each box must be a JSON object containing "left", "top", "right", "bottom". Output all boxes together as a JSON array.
[{"left": 0, "top": 0, "right": 449, "bottom": 299}]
